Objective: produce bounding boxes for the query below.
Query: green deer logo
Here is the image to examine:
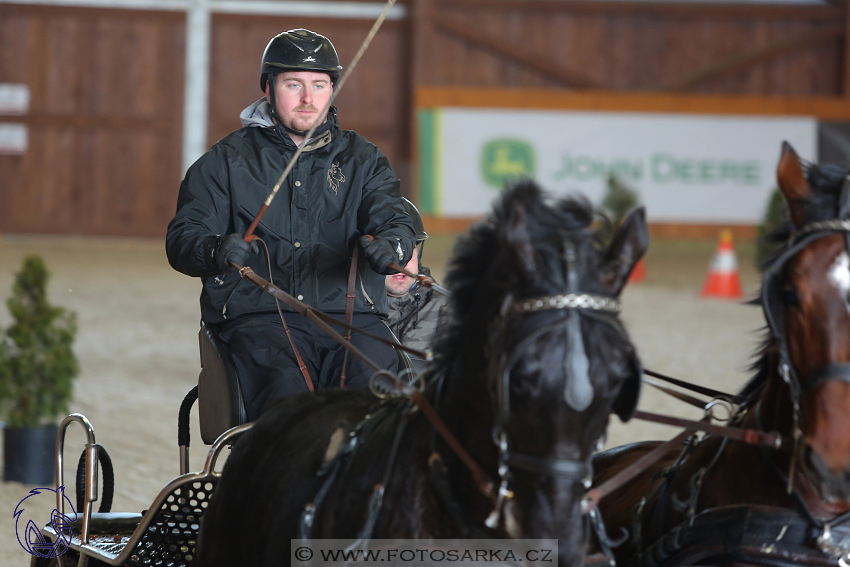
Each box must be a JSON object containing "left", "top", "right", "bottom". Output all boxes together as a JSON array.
[{"left": 481, "top": 139, "right": 536, "bottom": 188}]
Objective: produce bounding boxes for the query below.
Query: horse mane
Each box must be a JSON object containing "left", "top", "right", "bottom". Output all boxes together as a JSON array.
[
  {"left": 428, "top": 178, "right": 600, "bottom": 376},
  {"left": 736, "top": 161, "right": 850, "bottom": 410}
]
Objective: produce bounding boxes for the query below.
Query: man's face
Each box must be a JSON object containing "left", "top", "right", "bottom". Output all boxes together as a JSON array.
[
  {"left": 385, "top": 248, "right": 419, "bottom": 297},
  {"left": 266, "top": 71, "right": 333, "bottom": 134}
]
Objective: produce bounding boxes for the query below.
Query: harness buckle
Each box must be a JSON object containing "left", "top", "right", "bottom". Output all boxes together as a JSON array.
[{"left": 815, "top": 523, "right": 850, "bottom": 562}]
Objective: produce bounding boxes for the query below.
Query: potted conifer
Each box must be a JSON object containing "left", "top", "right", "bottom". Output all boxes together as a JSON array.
[
  {"left": 602, "top": 173, "right": 640, "bottom": 224},
  {"left": 0, "top": 255, "right": 78, "bottom": 485}
]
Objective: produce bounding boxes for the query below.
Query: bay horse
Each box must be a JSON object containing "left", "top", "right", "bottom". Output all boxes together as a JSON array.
[
  {"left": 589, "top": 142, "right": 850, "bottom": 566},
  {"left": 193, "top": 180, "right": 649, "bottom": 567}
]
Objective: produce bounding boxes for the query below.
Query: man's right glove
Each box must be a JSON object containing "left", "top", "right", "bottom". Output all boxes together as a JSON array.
[
  {"left": 216, "top": 233, "right": 257, "bottom": 273},
  {"left": 359, "top": 235, "right": 406, "bottom": 275}
]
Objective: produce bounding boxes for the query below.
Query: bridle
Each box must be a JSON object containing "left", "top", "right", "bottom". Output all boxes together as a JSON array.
[
  {"left": 484, "top": 240, "right": 638, "bottom": 529},
  {"left": 761, "top": 217, "right": 850, "bottom": 474},
  {"left": 764, "top": 175, "right": 850, "bottom": 416},
  {"left": 758, "top": 211, "right": 850, "bottom": 560}
]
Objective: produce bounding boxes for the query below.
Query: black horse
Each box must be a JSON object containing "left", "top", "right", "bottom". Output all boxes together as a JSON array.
[{"left": 194, "top": 180, "right": 649, "bottom": 567}]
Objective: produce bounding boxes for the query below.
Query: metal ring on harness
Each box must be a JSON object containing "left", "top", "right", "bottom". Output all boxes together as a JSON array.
[{"left": 369, "top": 370, "right": 402, "bottom": 399}]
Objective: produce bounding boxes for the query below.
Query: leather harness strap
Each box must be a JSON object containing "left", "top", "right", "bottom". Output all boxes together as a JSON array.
[
  {"left": 633, "top": 410, "right": 785, "bottom": 449},
  {"left": 405, "top": 387, "right": 497, "bottom": 503},
  {"left": 277, "top": 302, "right": 314, "bottom": 392},
  {"left": 582, "top": 414, "right": 783, "bottom": 506},
  {"left": 254, "top": 237, "right": 314, "bottom": 392},
  {"left": 643, "top": 368, "right": 745, "bottom": 405},
  {"left": 339, "top": 246, "right": 359, "bottom": 388},
  {"left": 585, "top": 429, "right": 694, "bottom": 512}
]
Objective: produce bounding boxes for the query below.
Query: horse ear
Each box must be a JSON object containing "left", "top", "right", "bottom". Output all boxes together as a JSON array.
[
  {"left": 612, "top": 354, "right": 642, "bottom": 422},
  {"left": 504, "top": 201, "right": 538, "bottom": 278},
  {"left": 603, "top": 206, "right": 649, "bottom": 295},
  {"left": 776, "top": 141, "right": 813, "bottom": 228}
]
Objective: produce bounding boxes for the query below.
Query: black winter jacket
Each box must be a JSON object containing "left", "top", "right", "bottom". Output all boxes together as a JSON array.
[{"left": 166, "top": 101, "right": 415, "bottom": 324}]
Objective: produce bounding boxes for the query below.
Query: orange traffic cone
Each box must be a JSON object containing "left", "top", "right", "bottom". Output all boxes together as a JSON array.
[
  {"left": 628, "top": 258, "right": 646, "bottom": 283},
  {"left": 700, "top": 230, "right": 742, "bottom": 299}
]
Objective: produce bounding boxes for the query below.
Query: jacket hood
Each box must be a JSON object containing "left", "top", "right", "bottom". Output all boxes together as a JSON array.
[
  {"left": 240, "top": 98, "right": 275, "bottom": 128},
  {"left": 240, "top": 99, "right": 341, "bottom": 132}
]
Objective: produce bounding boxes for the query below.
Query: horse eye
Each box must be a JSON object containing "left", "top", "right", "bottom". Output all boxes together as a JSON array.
[{"left": 784, "top": 288, "right": 800, "bottom": 308}]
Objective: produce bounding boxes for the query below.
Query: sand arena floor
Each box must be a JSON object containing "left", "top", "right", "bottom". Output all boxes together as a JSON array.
[{"left": 0, "top": 233, "right": 764, "bottom": 566}]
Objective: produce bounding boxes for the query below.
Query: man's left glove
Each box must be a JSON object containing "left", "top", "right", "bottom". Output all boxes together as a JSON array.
[
  {"left": 216, "top": 233, "right": 258, "bottom": 273},
  {"left": 359, "top": 235, "right": 409, "bottom": 275}
]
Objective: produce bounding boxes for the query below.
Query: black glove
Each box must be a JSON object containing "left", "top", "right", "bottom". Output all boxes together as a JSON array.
[
  {"left": 216, "top": 233, "right": 257, "bottom": 273},
  {"left": 359, "top": 235, "right": 407, "bottom": 275}
]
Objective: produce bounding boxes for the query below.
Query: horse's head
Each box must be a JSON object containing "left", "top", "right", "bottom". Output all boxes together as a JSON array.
[
  {"left": 439, "top": 180, "right": 648, "bottom": 554},
  {"left": 768, "top": 142, "right": 850, "bottom": 503}
]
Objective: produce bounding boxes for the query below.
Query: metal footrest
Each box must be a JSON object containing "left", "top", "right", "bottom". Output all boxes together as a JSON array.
[{"left": 42, "top": 513, "right": 141, "bottom": 564}]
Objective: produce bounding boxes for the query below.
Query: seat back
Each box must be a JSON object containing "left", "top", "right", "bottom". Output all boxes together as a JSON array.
[{"left": 198, "top": 321, "right": 247, "bottom": 444}]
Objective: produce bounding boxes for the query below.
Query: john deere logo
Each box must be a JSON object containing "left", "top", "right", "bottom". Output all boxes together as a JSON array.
[{"left": 481, "top": 139, "right": 535, "bottom": 188}]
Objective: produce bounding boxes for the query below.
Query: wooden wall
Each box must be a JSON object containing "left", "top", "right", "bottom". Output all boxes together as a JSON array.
[
  {"left": 0, "top": 4, "right": 185, "bottom": 236},
  {"left": 411, "top": 0, "right": 847, "bottom": 97},
  {"left": 1, "top": 0, "right": 848, "bottom": 236}
]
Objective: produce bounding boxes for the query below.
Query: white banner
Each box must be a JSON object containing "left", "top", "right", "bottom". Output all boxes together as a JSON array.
[{"left": 420, "top": 108, "right": 817, "bottom": 224}]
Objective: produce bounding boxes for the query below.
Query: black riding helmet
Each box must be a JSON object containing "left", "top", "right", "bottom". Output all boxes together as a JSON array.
[
  {"left": 261, "top": 29, "right": 343, "bottom": 134},
  {"left": 402, "top": 197, "right": 428, "bottom": 265},
  {"left": 260, "top": 28, "right": 342, "bottom": 91}
]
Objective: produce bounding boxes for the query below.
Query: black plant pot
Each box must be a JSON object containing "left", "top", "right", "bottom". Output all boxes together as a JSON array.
[{"left": 3, "top": 425, "right": 59, "bottom": 485}]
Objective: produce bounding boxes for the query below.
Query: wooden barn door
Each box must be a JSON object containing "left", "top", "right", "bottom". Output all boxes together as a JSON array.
[
  {"left": 207, "top": 15, "right": 412, "bottom": 185},
  {"left": 0, "top": 4, "right": 185, "bottom": 237}
]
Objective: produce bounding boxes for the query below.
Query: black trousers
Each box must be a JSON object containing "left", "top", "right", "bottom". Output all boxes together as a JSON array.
[{"left": 219, "top": 312, "right": 398, "bottom": 421}]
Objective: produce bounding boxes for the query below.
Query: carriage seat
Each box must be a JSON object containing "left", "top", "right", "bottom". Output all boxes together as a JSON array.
[{"left": 198, "top": 320, "right": 248, "bottom": 444}]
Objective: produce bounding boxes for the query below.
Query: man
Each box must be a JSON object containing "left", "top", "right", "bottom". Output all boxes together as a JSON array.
[
  {"left": 386, "top": 198, "right": 450, "bottom": 377},
  {"left": 166, "top": 29, "right": 415, "bottom": 420}
]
